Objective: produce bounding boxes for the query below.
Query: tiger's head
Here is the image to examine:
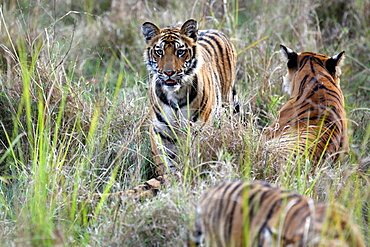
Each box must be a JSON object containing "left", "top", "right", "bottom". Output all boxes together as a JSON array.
[
  {"left": 280, "top": 45, "right": 345, "bottom": 96},
  {"left": 142, "top": 19, "right": 200, "bottom": 91}
]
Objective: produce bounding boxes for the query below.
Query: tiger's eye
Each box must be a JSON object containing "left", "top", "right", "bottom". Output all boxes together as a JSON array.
[
  {"left": 155, "top": 49, "right": 163, "bottom": 56},
  {"left": 176, "top": 49, "right": 186, "bottom": 57}
]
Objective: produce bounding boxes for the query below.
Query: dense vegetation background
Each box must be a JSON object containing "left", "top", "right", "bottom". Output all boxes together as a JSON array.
[{"left": 0, "top": 0, "right": 369, "bottom": 246}]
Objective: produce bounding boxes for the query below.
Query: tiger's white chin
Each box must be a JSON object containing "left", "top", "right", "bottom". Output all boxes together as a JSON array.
[{"left": 164, "top": 83, "right": 181, "bottom": 92}]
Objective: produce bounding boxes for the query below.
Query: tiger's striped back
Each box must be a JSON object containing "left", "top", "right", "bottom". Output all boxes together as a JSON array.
[
  {"left": 197, "top": 29, "right": 237, "bottom": 106},
  {"left": 264, "top": 45, "right": 348, "bottom": 165},
  {"left": 191, "top": 181, "right": 365, "bottom": 247}
]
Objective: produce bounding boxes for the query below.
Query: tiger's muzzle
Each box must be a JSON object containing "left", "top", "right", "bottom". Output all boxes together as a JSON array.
[{"left": 160, "top": 71, "right": 182, "bottom": 87}]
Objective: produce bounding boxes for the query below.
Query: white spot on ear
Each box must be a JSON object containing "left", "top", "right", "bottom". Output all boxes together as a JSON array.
[
  {"left": 285, "top": 46, "right": 294, "bottom": 54},
  {"left": 280, "top": 45, "right": 296, "bottom": 61},
  {"left": 331, "top": 51, "right": 345, "bottom": 64},
  {"left": 331, "top": 51, "right": 345, "bottom": 78}
]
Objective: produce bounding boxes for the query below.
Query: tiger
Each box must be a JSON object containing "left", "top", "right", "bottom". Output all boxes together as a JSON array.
[
  {"left": 124, "top": 19, "right": 237, "bottom": 197},
  {"left": 190, "top": 180, "right": 365, "bottom": 247},
  {"left": 264, "top": 45, "right": 349, "bottom": 166}
]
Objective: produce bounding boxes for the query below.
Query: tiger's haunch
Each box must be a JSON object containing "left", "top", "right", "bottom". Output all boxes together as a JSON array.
[
  {"left": 264, "top": 45, "right": 348, "bottom": 166},
  {"left": 191, "top": 181, "right": 365, "bottom": 247}
]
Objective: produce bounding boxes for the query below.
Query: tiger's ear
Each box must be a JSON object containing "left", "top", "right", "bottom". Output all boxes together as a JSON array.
[
  {"left": 326, "top": 51, "right": 345, "bottom": 77},
  {"left": 142, "top": 22, "right": 160, "bottom": 44},
  {"left": 180, "top": 19, "right": 198, "bottom": 41},
  {"left": 280, "top": 45, "right": 298, "bottom": 69}
]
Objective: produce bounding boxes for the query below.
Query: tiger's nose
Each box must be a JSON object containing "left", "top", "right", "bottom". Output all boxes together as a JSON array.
[{"left": 164, "top": 70, "right": 175, "bottom": 76}]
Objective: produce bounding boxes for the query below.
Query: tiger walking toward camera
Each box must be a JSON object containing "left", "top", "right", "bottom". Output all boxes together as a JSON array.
[
  {"left": 126, "top": 19, "right": 237, "bottom": 197},
  {"left": 264, "top": 45, "right": 348, "bottom": 166},
  {"left": 191, "top": 180, "right": 365, "bottom": 247}
]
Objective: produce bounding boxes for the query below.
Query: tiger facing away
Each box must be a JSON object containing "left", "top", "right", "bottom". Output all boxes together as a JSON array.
[
  {"left": 127, "top": 19, "right": 237, "bottom": 197},
  {"left": 264, "top": 45, "right": 348, "bottom": 165},
  {"left": 191, "top": 181, "right": 365, "bottom": 247}
]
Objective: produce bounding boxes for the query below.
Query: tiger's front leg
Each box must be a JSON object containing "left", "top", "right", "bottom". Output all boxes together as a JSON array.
[
  {"left": 149, "top": 120, "right": 180, "bottom": 176},
  {"left": 123, "top": 115, "right": 183, "bottom": 198}
]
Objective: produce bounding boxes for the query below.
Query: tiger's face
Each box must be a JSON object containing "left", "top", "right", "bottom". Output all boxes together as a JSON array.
[
  {"left": 280, "top": 45, "right": 345, "bottom": 96},
  {"left": 142, "top": 20, "right": 200, "bottom": 91}
]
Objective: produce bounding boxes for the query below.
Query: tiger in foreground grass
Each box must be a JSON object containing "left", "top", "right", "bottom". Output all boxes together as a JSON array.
[
  {"left": 125, "top": 19, "right": 237, "bottom": 197},
  {"left": 264, "top": 45, "right": 348, "bottom": 166},
  {"left": 191, "top": 180, "right": 365, "bottom": 247}
]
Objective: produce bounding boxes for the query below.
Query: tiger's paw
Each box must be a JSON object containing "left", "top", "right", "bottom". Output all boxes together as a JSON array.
[
  {"left": 126, "top": 175, "right": 169, "bottom": 198},
  {"left": 92, "top": 175, "right": 170, "bottom": 202}
]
